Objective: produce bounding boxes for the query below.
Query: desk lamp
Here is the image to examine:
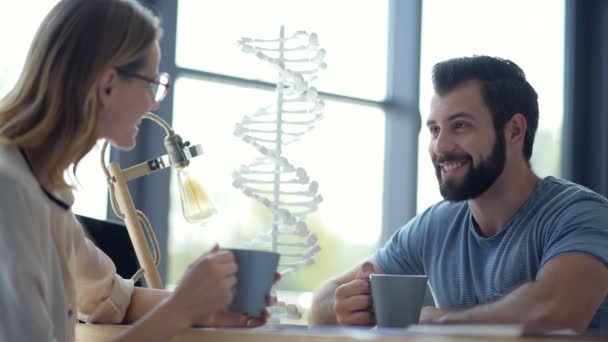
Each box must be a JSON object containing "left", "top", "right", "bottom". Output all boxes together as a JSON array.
[{"left": 100, "top": 112, "right": 216, "bottom": 288}]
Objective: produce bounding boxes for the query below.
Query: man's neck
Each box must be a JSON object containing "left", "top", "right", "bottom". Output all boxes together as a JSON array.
[{"left": 467, "top": 165, "right": 541, "bottom": 237}]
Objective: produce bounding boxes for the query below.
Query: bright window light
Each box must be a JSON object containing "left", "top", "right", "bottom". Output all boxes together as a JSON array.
[{"left": 417, "top": 0, "right": 565, "bottom": 212}]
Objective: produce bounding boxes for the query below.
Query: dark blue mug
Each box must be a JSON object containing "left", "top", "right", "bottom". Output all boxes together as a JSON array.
[{"left": 226, "top": 248, "right": 280, "bottom": 317}]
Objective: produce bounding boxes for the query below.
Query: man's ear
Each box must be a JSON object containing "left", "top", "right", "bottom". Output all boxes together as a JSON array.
[
  {"left": 505, "top": 113, "right": 527, "bottom": 144},
  {"left": 97, "top": 68, "right": 117, "bottom": 107}
]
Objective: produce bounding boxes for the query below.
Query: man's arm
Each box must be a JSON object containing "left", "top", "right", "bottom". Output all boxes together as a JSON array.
[
  {"left": 308, "top": 258, "right": 384, "bottom": 326},
  {"left": 420, "top": 254, "right": 608, "bottom": 332}
]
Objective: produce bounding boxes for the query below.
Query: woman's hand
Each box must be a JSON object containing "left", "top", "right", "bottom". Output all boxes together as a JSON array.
[
  {"left": 194, "top": 272, "right": 282, "bottom": 328},
  {"left": 167, "top": 244, "right": 238, "bottom": 326}
]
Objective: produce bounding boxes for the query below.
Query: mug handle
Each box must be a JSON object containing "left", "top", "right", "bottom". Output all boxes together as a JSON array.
[{"left": 367, "top": 274, "right": 374, "bottom": 313}]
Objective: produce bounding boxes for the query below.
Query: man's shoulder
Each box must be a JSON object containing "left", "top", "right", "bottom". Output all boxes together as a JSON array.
[
  {"left": 530, "top": 176, "right": 608, "bottom": 228},
  {"left": 540, "top": 176, "right": 608, "bottom": 206}
]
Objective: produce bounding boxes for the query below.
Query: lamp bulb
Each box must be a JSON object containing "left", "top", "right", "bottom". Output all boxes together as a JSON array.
[{"left": 177, "top": 167, "right": 217, "bottom": 224}]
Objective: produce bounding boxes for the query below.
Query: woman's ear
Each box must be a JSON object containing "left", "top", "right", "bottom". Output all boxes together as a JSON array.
[{"left": 97, "top": 68, "right": 117, "bottom": 107}]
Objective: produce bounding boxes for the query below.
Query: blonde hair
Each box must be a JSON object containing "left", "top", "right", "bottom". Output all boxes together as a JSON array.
[{"left": 0, "top": 0, "right": 162, "bottom": 190}]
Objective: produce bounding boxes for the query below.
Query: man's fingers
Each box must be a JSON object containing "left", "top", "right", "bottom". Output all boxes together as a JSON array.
[
  {"left": 335, "top": 294, "right": 372, "bottom": 314},
  {"left": 338, "top": 310, "right": 374, "bottom": 326},
  {"left": 335, "top": 279, "right": 370, "bottom": 299},
  {"left": 355, "top": 261, "right": 375, "bottom": 279}
]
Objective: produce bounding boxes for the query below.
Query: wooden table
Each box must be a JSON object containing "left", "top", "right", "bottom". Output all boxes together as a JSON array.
[{"left": 76, "top": 323, "right": 606, "bottom": 342}]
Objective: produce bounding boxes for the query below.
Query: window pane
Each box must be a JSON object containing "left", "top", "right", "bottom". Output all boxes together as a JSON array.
[
  {"left": 167, "top": 77, "right": 385, "bottom": 299},
  {"left": 175, "top": 0, "right": 389, "bottom": 101},
  {"left": 0, "top": 1, "right": 58, "bottom": 96},
  {"left": 0, "top": 0, "right": 107, "bottom": 219},
  {"left": 71, "top": 144, "right": 108, "bottom": 220},
  {"left": 417, "top": 0, "right": 565, "bottom": 212}
]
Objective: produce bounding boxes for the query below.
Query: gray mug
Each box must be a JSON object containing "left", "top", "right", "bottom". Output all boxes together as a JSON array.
[
  {"left": 226, "top": 248, "right": 280, "bottom": 317},
  {"left": 370, "top": 274, "right": 428, "bottom": 328}
]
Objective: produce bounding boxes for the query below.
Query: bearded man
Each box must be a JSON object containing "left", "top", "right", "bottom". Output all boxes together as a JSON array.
[{"left": 308, "top": 56, "right": 608, "bottom": 333}]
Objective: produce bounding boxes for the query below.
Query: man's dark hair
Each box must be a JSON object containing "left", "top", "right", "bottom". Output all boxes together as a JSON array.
[{"left": 432, "top": 55, "right": 539, "bottom": 162}]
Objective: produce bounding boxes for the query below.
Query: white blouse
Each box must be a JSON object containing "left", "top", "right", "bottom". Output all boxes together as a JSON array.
[{"left": 0, "top": 145, "right": 134, "bottom": 341}]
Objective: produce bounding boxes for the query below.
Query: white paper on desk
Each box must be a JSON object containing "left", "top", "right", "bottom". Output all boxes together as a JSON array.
[
  {"left": 407, "top": 324, "right": 579, "bottom": 337},
  {"left": 255, "top": 324, "right": 377, "bottom": 337},
  {"left": 407, "top": 324, "right": 526, "bottom": 337}
]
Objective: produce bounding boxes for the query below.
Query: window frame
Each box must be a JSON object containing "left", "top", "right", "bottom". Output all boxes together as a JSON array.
[{"left": 110, "top": 0, "right": 422, "bottom": 281}]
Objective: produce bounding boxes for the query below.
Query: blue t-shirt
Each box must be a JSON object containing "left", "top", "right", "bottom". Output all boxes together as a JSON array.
[{"left": 375, "top": 176, "right": 608, "bottom": 332}]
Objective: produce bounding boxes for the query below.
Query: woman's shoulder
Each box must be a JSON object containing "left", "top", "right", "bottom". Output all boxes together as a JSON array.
[
  {"left": 0, "top": 146, "right": 52, "bottom": 245},
  {"left": 0, "top": 145, "right": 45, "bottom": 213},
  {"left": 0, "top": 145, "right": 36, "bottom": 184}
]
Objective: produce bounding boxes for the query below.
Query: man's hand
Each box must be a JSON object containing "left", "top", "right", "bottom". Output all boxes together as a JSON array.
[
  {"left": 418, "top": 306, "right": 447, "bottom": 324},
  {"left": 334, "top": 262, "right": 376, "bottom": 326}
]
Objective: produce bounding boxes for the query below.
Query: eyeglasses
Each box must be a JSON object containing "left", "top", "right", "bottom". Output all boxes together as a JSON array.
[{"left": 116, "top": 67, "right": 171, "bottom": 103}]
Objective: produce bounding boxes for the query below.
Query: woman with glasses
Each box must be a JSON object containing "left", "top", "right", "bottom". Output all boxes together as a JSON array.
[{"left": 0, "top": 0, "right": 273, "bottom": 341}]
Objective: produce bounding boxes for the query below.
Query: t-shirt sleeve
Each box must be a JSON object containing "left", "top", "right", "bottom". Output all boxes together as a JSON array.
[
  {"left": 541, "top": 198, "right": 608, "bottom": 268},
  {"left": 374, "top": 214, "right": 427, "bottom": 275},
  {"left": 0, "top": 176, "right": 60, "bottom": 341},
  {"left": 70, "top": 214, "right": 134, "bottom": 324}
]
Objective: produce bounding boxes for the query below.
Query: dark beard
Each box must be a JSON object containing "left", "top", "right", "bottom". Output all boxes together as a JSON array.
[{"left": 435, "top": 132, "right": 506, "bottom": 202}]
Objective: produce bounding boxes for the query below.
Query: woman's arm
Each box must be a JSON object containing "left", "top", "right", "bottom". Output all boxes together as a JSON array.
[
  {"left": 122, "top": 287, "right": 170, "bottom": 324},
  {"left": 112, "top": 245, "right": 236, "bottom": 341},
  {"left": 114, "top": 246, "right": 280, "bottom": 341},
  {"left": 122, "top": 273, "right": 281, "bottom": 328},
  {"left": 113, "top": 295, "right": 191, "bottom": 342}
]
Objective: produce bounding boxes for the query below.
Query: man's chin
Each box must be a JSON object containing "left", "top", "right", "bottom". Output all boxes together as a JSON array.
[
  {"left": 439, "top": 181, "right": 470, "bottom": 202},
  {"left": 442, "top": 195, "right": 468, "bottom": 202}
]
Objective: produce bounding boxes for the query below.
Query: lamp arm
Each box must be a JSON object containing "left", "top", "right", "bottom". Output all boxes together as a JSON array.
[
  {"left": 99, "top": 112, "right": 208, "bottom": 288},
  {"left": 99, "top": 111, "right": 182, "bottom": 215},
  {"left": 98, "top": 112, "right": 174, "bottom": 288},
  {"left": 100, "top": 140, "right": 123, "bottom": 218},
  {"left": 106, "top": 161, "right": 163, "bottom": 288},
  {"left": 130, "top": 210, "right": 159, "bottom": 281},
  {"left": 142, "top": 111, "right": 173, "bottom": 135},
  {"left": 100, "top": 141, "right": 162, "bottom": 287}
]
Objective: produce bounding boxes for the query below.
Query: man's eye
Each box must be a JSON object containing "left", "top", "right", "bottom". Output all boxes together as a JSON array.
[
  {"left": 454, "top": 122, "right": 469, "bottom": 129},
  {"left": 429, "top": 126, "right": 439, "bottom": 136}
]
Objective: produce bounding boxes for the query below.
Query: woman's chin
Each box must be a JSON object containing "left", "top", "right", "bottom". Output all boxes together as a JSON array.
[{"left": 109, "top": 137, "right": 137, "bottom": 151}]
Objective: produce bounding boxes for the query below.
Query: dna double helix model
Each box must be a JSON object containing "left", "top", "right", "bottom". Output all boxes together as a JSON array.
[{"left": 232, "top": 27, "right": 326, "bottom": 320}]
